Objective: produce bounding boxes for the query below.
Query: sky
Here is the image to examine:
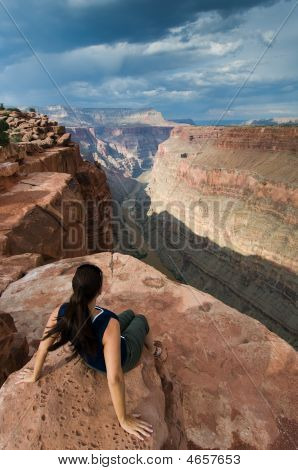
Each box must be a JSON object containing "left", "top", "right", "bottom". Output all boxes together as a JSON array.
[{"left": 0, "top": 0, "right": 297, "bottom": 121}]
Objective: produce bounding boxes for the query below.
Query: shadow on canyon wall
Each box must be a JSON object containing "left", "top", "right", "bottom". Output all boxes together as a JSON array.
[
  {"left": 110, "top": 181, "right": 298, "bottom": 349},
  {"left": 143, "top": 210, "right": 297, "bottom": 349}
]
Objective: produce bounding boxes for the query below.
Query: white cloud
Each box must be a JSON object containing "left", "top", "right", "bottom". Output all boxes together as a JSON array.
[
  {"left": 0, "top": 0, "right": 297, "bottom": 119},
  {"left": 261, "top": 30, "right": 275, "bottom": 45}
]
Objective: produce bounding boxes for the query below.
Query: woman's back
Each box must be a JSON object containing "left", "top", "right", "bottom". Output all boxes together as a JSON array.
[{"left": 57, "top": 303, "right": 127, "bottom": 372}]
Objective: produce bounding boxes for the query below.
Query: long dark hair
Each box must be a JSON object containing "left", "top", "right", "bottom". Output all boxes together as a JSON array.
[{"left": 43, "top": 263, "right": 103, "bottom": 358}]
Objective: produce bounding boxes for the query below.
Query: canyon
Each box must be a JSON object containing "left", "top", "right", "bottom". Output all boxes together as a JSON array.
[
  {"left": 0, "top": 109, "right": 297, "bottom": 450},
  {"left": 144, "top": 126, "right": 298, "bottom": 348},
  {"left": 69, "top": 126, "right": 172, "bottom": 177},
  {"left": 39, "top": 106, "right": 176, "bottom": 178}
]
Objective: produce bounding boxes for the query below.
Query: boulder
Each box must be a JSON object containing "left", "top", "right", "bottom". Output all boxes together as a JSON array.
[
  {"left": 0, "top": 253, "right": 43, "bottom": 295},
  {"left": 21, "top": 132, "right": 33, "bottom": 142},
  {"left": 0, "top": 253, "right": 296, "bottom": 449},
  {"left": 0, "top": 172, "right": 88, "bottom": 260},
  {"left": 0, "top": 346, "right": 167, "bottom": 450},
  {"left": 57, "top": 133, "right": 71, "bottom": 146},
  {"left": 0, "top": 162, "right": 19, "bottom": 177},
  {"left": 0, "top": 312, "right": 29, "bottom": 387},
  {"left": 38, "top": 137, "right": 54, "bottom": 148}
]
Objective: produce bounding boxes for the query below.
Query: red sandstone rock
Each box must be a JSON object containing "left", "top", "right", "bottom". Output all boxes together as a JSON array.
[
  {"left": 0, "top": 344, "right": 167, "bottom": 450},
  {"left": 0, "top": 312, "right": 29, "bottom": 387},
  {"left": 0, "top": 253, "right": 43, "bottom": 295},
  {"left": 0, "top": 172, "right": 94, "bottom": 259},
  {"left": 57, "top": 133, "right": 71, "bottom": 146},
  {"left": 148, "top": 125, "right": 298, "bottom": 342},
  {"left": 0, "top": 143, "right": 27, "bottom": 163},
  {"left": 0, "top": 115, "right": 113, "bottom": 274},
  {"left": 0, "top": 162, "right": 19, "bottom": 177},
  {"left": 0, "top": 253, "right": 296, "bottom": 449}
]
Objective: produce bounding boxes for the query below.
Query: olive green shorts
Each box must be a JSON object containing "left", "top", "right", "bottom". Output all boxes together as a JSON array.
[{"left": 118, "top": 309, "right": 149, "bottom": 373}]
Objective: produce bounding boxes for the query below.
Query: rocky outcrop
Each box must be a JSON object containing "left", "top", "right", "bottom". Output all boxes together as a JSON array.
[
  {"left": 0, "top": 111, "right": 113, "bottom": 273},
  {"left": 0, "top": 172, "right": 95, "bottom": 259},
  {"left": 0, "top": 108, "right": 66, "bottom": 147},
  {"left": 145, "top": 126, "right": 298, "bottom": 347},
  {"left": 0, "top": 313, "right": 28, "bottom": 387},
  {"left": 0, "top": 253, "right": 296, "bottom": 449}
]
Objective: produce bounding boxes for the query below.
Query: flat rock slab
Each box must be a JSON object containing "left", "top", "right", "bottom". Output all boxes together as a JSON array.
[
  {"left": 0, "top": 346, "right": 167, "bottom": 450},
  {"left": 0, "top": 252, "right": 297, "bottom": 449}
]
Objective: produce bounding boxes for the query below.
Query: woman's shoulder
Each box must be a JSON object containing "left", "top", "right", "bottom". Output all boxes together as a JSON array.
[{"left": 95, "top": 306, "right": 119, "bottom": 320}]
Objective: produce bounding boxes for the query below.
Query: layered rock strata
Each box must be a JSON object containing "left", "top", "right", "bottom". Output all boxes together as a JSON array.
[
  {"left": 146, "top": 126, "right": 298, "bottom": 347},
  {"left": 69, "top": 126, "right": 173, "bottom": 177}
]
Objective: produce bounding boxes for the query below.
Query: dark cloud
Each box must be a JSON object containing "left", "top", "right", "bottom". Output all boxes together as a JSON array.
[
  {"left": 0, "top": 0, "right": 296, "bottom": 120},
  {"left": 0, "top": 0, "right": 281, "bottom": 57}
]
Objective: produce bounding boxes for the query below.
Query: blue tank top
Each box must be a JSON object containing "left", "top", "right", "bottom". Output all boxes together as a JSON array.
[{"left": 57, "top": 303, "right": 127, "bottom": 373}]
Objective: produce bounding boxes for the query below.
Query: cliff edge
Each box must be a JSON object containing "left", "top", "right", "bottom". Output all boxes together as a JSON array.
[{"left": 0, "top": 253, "right": 296, "bottom": 450}]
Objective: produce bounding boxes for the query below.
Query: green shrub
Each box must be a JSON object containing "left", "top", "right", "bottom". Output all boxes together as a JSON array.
[
  {"left": 0, "top": 119, "right": 9, "bottom": 146},
  {"left": 9, "top": 133, "right": 22, "bottom": 143},
  {"left": 0, "top": 119, "right": 9, "bottom": 131}
]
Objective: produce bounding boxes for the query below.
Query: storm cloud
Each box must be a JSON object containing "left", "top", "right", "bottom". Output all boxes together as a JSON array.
[{"left": 0, "top": 0, "right": 297, "bottom": 120}]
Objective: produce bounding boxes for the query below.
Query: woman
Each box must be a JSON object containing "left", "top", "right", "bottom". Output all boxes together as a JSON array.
[{"left": 19, "top": 262, "right": 166, "bottom": 441}]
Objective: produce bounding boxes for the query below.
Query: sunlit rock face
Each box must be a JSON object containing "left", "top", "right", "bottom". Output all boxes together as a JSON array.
[
  {"left": 0, "top": 110, "right": 113, "bottom": 280},
  {"left": 146, "top": 126, "right": 298, "bottom": 347}
]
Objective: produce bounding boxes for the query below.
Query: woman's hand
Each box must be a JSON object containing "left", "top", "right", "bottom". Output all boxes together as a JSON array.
[
  {"left": 119, "top": 413, "right": 153, "bottom": 440},
  {"left": 15, "top": 367, "right": 39, "bottom": 384}
]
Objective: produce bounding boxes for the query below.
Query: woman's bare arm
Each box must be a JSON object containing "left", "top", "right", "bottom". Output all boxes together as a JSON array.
[
  {"left": 19, "top": 306, "right": 60, "bottom": 382},
  {"left": 103, "top": 319, "right": 153, "bottom": 440},
  {"left": 102, "top": 319, "right": 126, "bottom": 422}
]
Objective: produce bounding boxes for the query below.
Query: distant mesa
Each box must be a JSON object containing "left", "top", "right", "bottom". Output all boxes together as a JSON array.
[
  {"left": 245, "top": 117, "right": 298, "bottom": 126},
  {"left": 37, "top": 105, "right": 181, "bottom": 128}
]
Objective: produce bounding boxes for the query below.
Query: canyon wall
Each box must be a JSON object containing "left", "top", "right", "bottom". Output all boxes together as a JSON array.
[
  {"left": 0, "top": 253, "right": 296, "bottom": 450},
  {"left": 69, "top": 126, "right": 172, "bottom": 177},
  {"left": 146, "top": 126, "right": 298, "bottom": 347}
]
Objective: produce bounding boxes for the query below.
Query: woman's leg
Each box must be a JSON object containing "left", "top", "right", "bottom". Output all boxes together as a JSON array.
[
  {"left": 117, "top": 309, "right": 135, "bottom": 333},
  {"left": 122, "top": 314, "right": 150, "bottom": 372}
]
